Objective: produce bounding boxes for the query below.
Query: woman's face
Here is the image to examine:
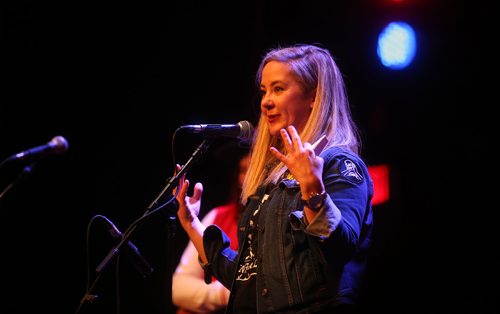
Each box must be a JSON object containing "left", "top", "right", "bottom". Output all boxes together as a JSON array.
[
  {"left": 260, "top": 61, "right": 315, "bottom": 136},
  {"left": 238, "top": 154, "right": 250, "bottom": 188}
]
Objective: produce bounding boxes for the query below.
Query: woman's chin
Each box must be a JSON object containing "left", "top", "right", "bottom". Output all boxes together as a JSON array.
[{"left": 268, "top": 127, "right": 281, "bottom": 137}]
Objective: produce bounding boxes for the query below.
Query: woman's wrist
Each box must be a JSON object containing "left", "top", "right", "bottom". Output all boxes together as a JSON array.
[{"left": 301, "top": 190, "right": 327, "bottom": 211}]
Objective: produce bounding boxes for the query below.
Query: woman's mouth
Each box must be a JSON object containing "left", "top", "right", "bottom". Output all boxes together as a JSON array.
[{"left": 268, "top": 115, "right": 279, "bottom": 124}]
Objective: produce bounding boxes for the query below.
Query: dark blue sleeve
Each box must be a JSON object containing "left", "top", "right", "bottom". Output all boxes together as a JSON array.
[
  {"left": 320, "top": 148, "right": 374, "bottom": 264},
  {"left": 202, "top": 224, "right": 239, "bottom": 289}
]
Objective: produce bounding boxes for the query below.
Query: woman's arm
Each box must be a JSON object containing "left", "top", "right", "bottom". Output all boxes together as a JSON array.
[{"left": 172, "top": 209, "right": 230, "bottom": 312}]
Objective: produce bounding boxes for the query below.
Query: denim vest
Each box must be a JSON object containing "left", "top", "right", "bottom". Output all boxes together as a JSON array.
[{"left": 202, "top": 147, "right": 374, "bottom": 313}]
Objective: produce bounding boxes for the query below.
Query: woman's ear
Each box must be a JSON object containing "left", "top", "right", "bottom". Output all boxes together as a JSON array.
[{"left": 309, "top": 88, "right": 317, "bottom": 109}]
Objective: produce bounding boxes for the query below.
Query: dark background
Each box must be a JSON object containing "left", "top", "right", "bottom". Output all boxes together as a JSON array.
[{"left": 2, "top": 0, "right": 495, "bottom": 313}]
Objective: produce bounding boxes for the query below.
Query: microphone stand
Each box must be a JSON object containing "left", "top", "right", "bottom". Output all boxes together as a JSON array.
[
  {"left": 0, "top": 162, "right": 36, "bottom": 202},
  {"left": 76, "top": 137, "right": 215, "bottom": 313}
]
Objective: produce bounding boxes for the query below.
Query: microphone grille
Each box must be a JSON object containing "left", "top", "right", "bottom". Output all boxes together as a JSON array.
[
  {"left": 50, "top": 135, "right": 69, "bottom": 154},
  {"left": 238, "top": 120, "right": 254, "bottom": 140}
]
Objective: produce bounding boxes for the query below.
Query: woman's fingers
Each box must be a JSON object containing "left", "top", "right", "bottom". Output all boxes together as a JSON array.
[
  {"left": 270, "top": 146, "right": 287, "bottom": 164},
  {"left": 191, "top": 182, "right": 203, "bottom": 203},
  {"left": 173, "top": 164, "right": 185, "bottom": 196},
  {"left": 286, "top": 126, "right": 303, "bottom": 151},
  {"left": 181, "top": 179, "right": 189, "bottom": 196},
  {"left": 280, "top": 128, "right": 293, "bottom": 152}
]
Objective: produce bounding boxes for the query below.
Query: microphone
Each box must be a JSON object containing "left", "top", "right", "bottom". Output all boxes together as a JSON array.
[
  {"left": 179, "top": 120, "right": 254, "bottom": 140},
  {"left": 8, "top": 135, "right": 69, "bottom": 162},
  {"left": 102, "top": 217, "right": 154, "bottom": 277}
]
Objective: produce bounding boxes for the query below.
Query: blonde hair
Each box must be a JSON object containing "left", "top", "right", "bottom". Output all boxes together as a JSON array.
[{"left": 241, "top": 44, "right": 360, "bottom": 204}]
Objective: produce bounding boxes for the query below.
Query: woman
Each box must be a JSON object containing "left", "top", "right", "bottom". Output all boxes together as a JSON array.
[{"left": 175, "top": 44, "right": 373, "bottom": 313}]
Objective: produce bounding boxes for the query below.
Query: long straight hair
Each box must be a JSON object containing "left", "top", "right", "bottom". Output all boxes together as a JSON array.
[{"left": 241, "top": 44, "right": 360, "bottom": 204}]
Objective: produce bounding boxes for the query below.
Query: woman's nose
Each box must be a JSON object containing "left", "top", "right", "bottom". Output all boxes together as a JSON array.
[{"left": 262, "top": 101, "right": 274, "bottom": 110}]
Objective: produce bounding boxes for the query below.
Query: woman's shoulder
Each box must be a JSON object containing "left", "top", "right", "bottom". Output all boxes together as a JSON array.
[
  {"left": 201, "top": 208, "right": 218, "bottom": 225},
  {"left": 321, "top": 146, "right": 362, "bottom": 163},
  {"left": 321, "top": 146, "right": 370, "bottom": 185}
]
